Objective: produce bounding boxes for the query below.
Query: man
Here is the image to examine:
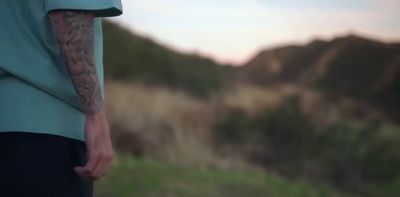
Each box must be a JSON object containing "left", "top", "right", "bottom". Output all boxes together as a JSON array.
[{"left": 0, "top": 1, "right": 122, "bottom": 196}]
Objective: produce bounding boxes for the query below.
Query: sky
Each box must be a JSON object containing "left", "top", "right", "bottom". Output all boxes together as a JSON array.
[{"left": 113, "top": 0, "right": 400, "bottom": 65}]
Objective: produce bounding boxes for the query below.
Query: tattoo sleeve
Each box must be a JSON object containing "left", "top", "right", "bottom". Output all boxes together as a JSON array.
[{"left": 49, "top": 11, "right": 104, "bottom": 115}]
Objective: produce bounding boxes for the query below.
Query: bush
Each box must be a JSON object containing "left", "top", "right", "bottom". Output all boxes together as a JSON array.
[{"left": 213, "top": 95, "right": 400, "bottom": 195}]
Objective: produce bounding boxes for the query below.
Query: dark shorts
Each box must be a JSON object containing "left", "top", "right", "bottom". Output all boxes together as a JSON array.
[{"left": 0, "top": 132, "right": 93, "bottom": 197}]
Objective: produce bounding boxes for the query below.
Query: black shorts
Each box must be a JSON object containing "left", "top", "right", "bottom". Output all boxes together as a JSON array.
[{"left": 0, "top": 132, "right": 93, "bottom": 197}]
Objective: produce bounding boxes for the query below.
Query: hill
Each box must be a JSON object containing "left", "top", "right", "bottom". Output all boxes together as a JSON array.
[
  {"left": 102, "top": 20, "right": 235, "bottom": 97},
  {"left": 102, "top": 21, "right": 399, "bottom": 114},
  {"left": 101, "top": 21, "right": 400, "bottom": 195},
  {"left": 240, "top": 35, "right": 400, "bottom": 119}
]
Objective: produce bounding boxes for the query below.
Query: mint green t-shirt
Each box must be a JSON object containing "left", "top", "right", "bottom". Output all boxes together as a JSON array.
[{"left": 0, "top": 0, "right": 122, "bottom": 141}]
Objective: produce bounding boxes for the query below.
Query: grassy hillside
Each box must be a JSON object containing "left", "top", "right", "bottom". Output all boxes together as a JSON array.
[
  {"left": 95, "top": 154, "right": 351, "bottom": 197},
  {"left": 102, "top": 21, "right": 235, "bottom": 97},
  {"left": 103, "top": 20, "right": 400, "bottom": 119},
  {"left": 241, "top": 35, "right": 400, "bottom": 120},
  {"left": 101, "top": 21, "right": 400, "bottom": 196},
  {"left": 105, "top": 82, "right": 400, "bottom": 196}
]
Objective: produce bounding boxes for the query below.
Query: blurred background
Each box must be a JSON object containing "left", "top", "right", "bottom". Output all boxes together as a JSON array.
[{"left": 95, "top": 0, "right": 400, "bottom": 197}]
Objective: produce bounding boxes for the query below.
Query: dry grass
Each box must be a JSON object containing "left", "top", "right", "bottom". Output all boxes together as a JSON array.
[
  {"left": 105, "top": 81, "right": 231, "bottom": 168},
  {"left": 214, "top": 83, "right": 283, "bottom": 116},
  {"left": 104, "top": 81, "right": 308, "bottom": 170},
  {"left": 105, "top": 81, "right": 384, "bottom": 171}
]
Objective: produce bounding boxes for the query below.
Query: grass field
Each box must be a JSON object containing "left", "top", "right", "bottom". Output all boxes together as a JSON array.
[{"left": 94, "top": 154, "right": 353, "bottom": 197}]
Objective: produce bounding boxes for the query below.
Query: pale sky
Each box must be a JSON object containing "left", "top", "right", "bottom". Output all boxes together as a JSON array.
[{"left": 113, "top": 0, "right": 400, "bottom": 65}]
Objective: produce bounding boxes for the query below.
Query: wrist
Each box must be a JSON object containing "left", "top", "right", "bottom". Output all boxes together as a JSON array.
[
  {"left": 84, "top": 100, "right": 105, "bottom": 116},
  {"left": 85, "top": 109, "right": 107, "bottom": 120}
]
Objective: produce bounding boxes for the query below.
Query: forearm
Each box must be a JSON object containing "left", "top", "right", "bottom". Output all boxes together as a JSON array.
[{"left": 49, "top": 11, "right": 103, "bottom": 115}]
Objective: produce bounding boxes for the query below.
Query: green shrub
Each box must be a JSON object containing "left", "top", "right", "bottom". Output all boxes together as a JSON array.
[{"left": 214, "top": 95, "right": 400, "bottom": 195}]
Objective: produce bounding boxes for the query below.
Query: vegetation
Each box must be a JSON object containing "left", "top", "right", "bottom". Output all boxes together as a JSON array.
[
  {"left": 95, "top": 154, "right": 350, "bottom": 197},
  {"left": 214, "top": 96, "right": 400, "bottom": 195},
  {"left": 101, "top": 21, "right": 400, "bottom": 196},
  {"left": 242, "top": 35, "right": 400, "bottom": 116},
  {"left": 104, "top": 81, "right": 400, "bottom": 196}
]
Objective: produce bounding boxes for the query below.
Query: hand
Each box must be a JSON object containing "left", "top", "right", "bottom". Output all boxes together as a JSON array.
[{"left": 74, "top": 110, "right": 114, "bottom": 180}]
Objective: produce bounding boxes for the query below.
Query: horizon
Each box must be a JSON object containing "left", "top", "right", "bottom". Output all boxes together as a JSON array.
[{"left": 113, "top": 0, "right": 400, "bottom": 65}]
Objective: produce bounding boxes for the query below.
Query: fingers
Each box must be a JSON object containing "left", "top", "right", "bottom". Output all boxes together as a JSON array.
[
  {"left": 74, "top": 150, "right": 101, "bottom": 180},
  {"left": 93, "top": 150, "right": 113, "bottom": 178},
  {"left": 74, "top": 149, "right": 113, "bottom": 180},
  {"left": 78, "top": 114, "right": 114, "bottom": 181}
]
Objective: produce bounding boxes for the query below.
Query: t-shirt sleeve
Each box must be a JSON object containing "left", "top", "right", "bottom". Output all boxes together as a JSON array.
[{"left": 44, "top": 0, "right": 123, "bottom": 17}]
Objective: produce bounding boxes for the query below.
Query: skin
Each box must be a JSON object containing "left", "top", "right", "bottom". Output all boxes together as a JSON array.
[{"left": 49, "top": 11, "right": 113, "bottom": 181}]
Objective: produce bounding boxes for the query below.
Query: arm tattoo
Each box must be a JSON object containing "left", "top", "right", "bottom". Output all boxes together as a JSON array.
[{"left": 49, "top": 11, "right": 104, "bottom": 115}]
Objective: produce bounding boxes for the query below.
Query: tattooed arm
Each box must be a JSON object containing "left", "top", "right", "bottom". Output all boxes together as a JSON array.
[
  {"left": 49, "top": 11, "right": 102, "bottom": 114},
  {"left": 49, "top": 11, "right": 113, "bottom": 180}
]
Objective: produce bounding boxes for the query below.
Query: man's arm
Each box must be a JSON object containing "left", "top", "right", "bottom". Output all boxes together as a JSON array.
[
  {"left": 49, "top": 11, "right": 113, "bottom": 180},
  {"left": 49, "top": 11, "right": 102, "bottom": 114}
]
